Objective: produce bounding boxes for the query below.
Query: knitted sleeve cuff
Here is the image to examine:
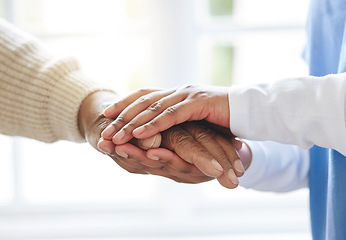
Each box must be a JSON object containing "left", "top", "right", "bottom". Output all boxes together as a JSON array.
[
  {"left": 42, "top": 58, "right": 108, "bottom": 143},
  {"left": 0, "top": 19, "right": 115, "bottom": 143}
]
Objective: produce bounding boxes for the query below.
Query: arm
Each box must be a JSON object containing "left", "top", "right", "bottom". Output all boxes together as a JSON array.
[
  {"left": 0, "top": 18, "right": 242, "bottom": 188},
  {"left": 0, "top": 19, "right": 102, "bottom": 142},
  {"left": 102, "top": 74, "right": 346, "bottom": 155},
  {"left": 239, "top": 140, "right": 309, "bottom": 192},
  {"left": 228, "top": 74, "right": 346, "bottom": 155}
]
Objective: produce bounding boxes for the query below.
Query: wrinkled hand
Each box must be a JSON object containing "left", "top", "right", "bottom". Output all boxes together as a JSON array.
[
  {"left": 100, "top": 121, "right": 243, "bottom": 188},
  {"left": 98, "top": 87, "right": 245, "bottom": 187},
  {"left": 78, "top": 91, "right": 213, "bottom": 184}
]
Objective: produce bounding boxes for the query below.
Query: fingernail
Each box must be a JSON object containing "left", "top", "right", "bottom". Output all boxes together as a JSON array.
[
  {"left": 98, "top": 143, "right": 113, "bottom": 154},
  {"left": 133, "top": 126, "right": 145, "bottom": 137},
  {"left": 113, "top": 130, "right": 125, "bottom": 143},
  {"left": 233, "top": 159, "right": 245, "bottom": 174},
  {"left": 228, "top": 169, "right": 239, "bottom": 185},
  {"left": 100, "top": 146, "right": 113, "bottom": 154},
  {"left": 211, "top": 159, "right": 224, "bottom": 172},
  {"left": 115, "top": 149, "right": 128, "bottom": 158},
  {"left": 102, "top": 125, "right": 116, "bottom": 139},
  {"left": 148, "top": 155, "right": 159, "bottom": 161},
  {"left": 97, "top": 139, "right": 111, "bottom": 154}
]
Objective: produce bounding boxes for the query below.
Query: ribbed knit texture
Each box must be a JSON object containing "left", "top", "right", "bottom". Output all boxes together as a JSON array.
[{"left": 0, "top": 19, "right": 103, "bottom": 143}]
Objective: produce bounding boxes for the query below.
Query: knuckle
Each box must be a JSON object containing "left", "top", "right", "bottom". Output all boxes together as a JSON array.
[
  {"left": 127, "top": 120, "right": 137, "bottom": 127},
  {"left": 138, "top": 96, "right": 150, "bottom": 103},
  {"left": 165, "top": 106, "right": 177, "bottom": 115},
  {"left": 160, "top": 159, "right": 172, "bottom": 165},
  {"left": 186, "top": 125, "right": 214, "bottom": 141},
  {"left": 148, "top": 102, "right": 162, "bottom": 112},
  {"left": 159, "top": 165, "right": 168, "bottom": 171},
  {"left": 190, "top": 90, "right": 208, "bottom": 100},
  {"left": 194, "top": 131, "right": 212, "bottom": 142},
  {"left": 173, "top": 132, "right": 193, "bottom": 148},
  {"left": 115, "top": 115, "right": 126, "bottom": 124},
  {"left": 215, "top": 151, "right": 229, "bottom": 163},
  {"left": 121, "top": 125, "right": 134, "bottom": 135},
  {"left": 179, "top": 167, "right": 192, "bottom": 175},
  {"left": 180, "top": 84, "right": 196, "bottom": 90},
  {"left": 98, "top": 118, "right": 113, "bottom": 131},
  {"left": 188, "top": 148, "right": 203, "bottom": 165},
  {"left": 137, "top": 88, "right": 150, "bottom": 95},
  {"left": 148, "top": 118, "right": 159, "bottom": 127},
  {"left": 161, "top": 126, "right": 193, "bottom": 150}
]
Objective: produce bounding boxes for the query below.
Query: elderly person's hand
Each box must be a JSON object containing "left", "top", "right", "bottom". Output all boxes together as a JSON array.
[
  {"left": 79, "top": 91, "right": 212, "bottom": 184},
  {"left": 79, "top": 91, "right": 247, "bottom": 188}
]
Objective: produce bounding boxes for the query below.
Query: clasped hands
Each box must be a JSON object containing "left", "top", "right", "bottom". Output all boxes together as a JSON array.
[{"left": 79, "top": 85, "right": 251, "bottom": 189}]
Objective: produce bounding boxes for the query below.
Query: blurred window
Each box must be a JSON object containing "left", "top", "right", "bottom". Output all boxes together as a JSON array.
[{"left": 0, "top": 0, "right": 311, "bottom": 239}]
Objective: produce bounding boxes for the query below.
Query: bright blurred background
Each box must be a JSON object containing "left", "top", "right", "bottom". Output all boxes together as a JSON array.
[{"left": 0, "top": 0, "right": 311, "bottom": 239}]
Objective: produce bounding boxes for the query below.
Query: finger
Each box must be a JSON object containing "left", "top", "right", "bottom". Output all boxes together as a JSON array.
[
  {"left": 117, "top": 143, "right": 211, "bottom": 183},
  {"left": 115, "top": 143, "right": 166, "bottom": 168},
  {"left": 179, "top": 122, "right": 235, "bottom": 177},
  {"left": 147, "top": 166, "right": 211, "bottom": 184},
  {"left": 103, "top": 88, "right": 159, "bottom": 118},
  {"left": 97, "top": 138, "right": 116, "bottom": 155},
  {"left": 160, "top": 126, "right": 224, "bottom": 178},
  {"left": 112, "top": 156, "right": 148, "bottom": 175},
  {"left": 102, "top": 89, "right": 162, "bottom": 140},
  {"left": 132, "top": 99, "right": 206, "bottom": 140},
  {"left": 137, "top": 133, "right": 162, "bottom": 150},
  {"left": 146, "top": 147, "right": 212, "bottom": 177},
  {"left": 112, "top": 91, "right": 188, "bottom": 144},
  {"left": 102, "top": 89, "right": 173, "bottom": 141},
  {"left": 180, "top": 122, "right": 243, "bottom": 183},
  {"left": 231, "top": 138, "right": 243, "bottom": 151},
  {"left": 201, "top": 121, "right": 243, "bottom": 150},
  {"left": 216, "top": 136, "right": 245, "bottom": 177},
  {"left": 114, "top": 153, "right": 192, "bottom": 183},
  {"left": 216, "top": 170, "right": 239, "bottom": 189}
]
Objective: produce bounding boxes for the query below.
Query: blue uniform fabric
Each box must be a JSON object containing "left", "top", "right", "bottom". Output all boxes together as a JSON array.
[{"left": 306, "top": 0, "right": 346, "bottom": 239}]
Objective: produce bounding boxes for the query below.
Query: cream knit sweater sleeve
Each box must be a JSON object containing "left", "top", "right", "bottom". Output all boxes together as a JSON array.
[{"left": 0, "top": 19, "right": 105, "bottom": 143}]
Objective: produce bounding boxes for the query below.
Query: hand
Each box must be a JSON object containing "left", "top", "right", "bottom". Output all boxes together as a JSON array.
[
  {"left": 156, "top": 122, "right": 244, "bottom": 188},
  {"left": 101, "top": 85, "right": 230, "bottom": 145},
  {"left": 98, "top": 87, "right": 244, "bottom": 187},
  {"left": 100, "top": 121, "right": 243, "bottom": 189},
  {"left": 78, "top": 91, "right": 212, "bottom": 184}
]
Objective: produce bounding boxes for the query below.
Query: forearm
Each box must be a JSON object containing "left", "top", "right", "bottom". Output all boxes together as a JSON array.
[
  {"left": 228, "top": 73, "right": 346, "bottom": 155},
  {"left": 0, "top": 19, "right": 103, "bottom": 143},
  {"left": 239, "top": 140, "right": 309, "bottom": 192}
]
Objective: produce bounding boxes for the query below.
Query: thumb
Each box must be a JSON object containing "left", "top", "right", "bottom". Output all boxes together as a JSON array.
[{"left": 137, "top": 133, "right": 162, "bottom": 150}]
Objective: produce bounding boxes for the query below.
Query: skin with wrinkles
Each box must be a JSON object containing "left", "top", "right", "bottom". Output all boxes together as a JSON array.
[{"left": 78, "top": 91, "right": 242, "bottom": 188}]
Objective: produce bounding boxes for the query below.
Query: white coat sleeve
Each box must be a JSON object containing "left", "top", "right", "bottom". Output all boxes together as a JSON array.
[
  {"left": 239, "top": 140, "right": 309, "bottom": 192},
  {"left": 228, "top": 73, "right": 346, "bottom": 156}
]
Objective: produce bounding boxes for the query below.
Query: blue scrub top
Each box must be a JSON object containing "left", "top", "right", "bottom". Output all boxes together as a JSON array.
[{"left": 305, "top": 0, "right": 346, "bottom": 239}]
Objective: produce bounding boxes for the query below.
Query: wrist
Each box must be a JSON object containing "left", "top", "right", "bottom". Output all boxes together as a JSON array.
[
  {"left": 78, "top": 90, "right": 118, "bottom": 142},
  {"left": 237, "top": 141, "right": 252, "bottom": 171}
]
